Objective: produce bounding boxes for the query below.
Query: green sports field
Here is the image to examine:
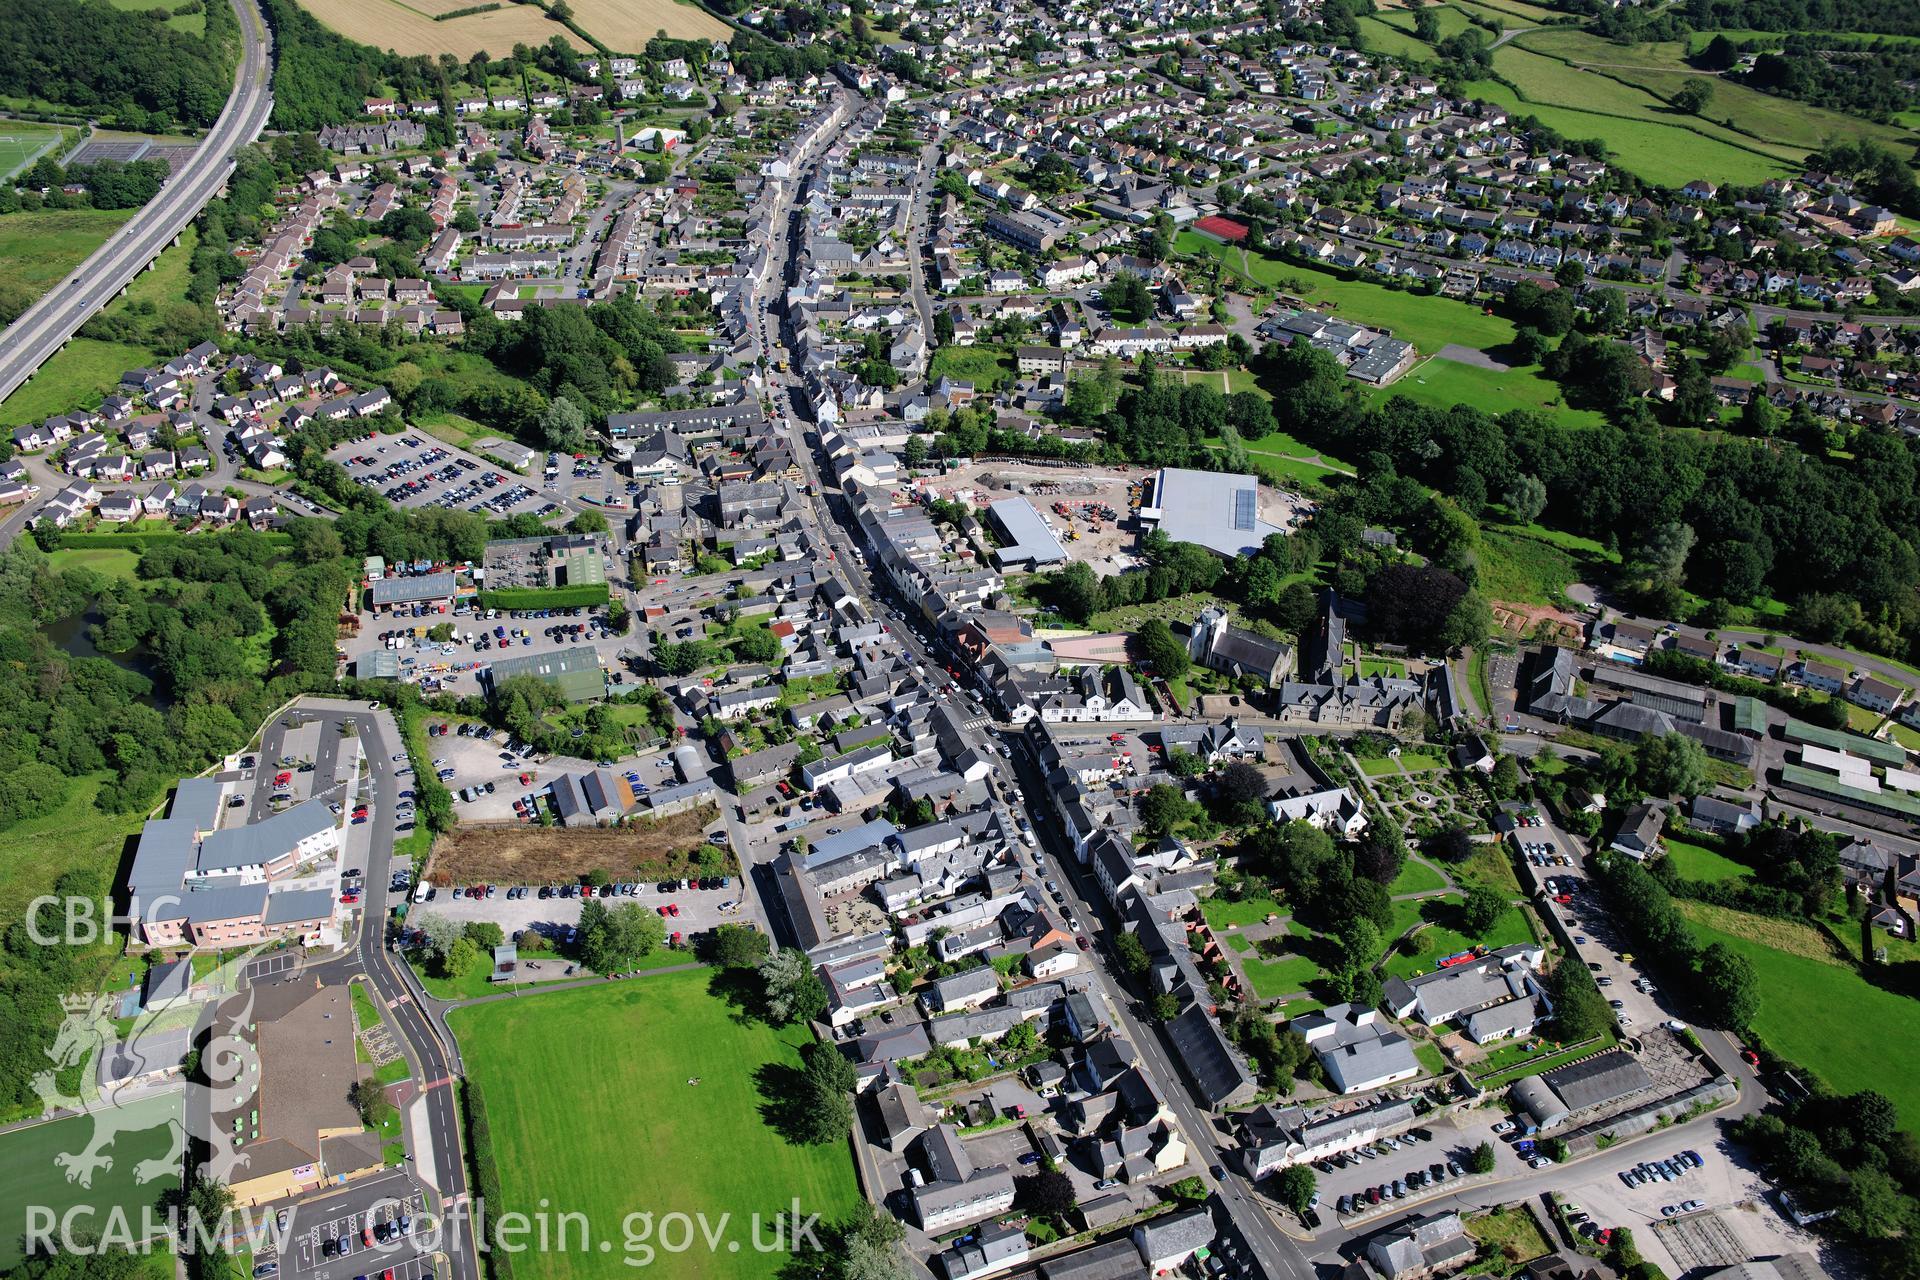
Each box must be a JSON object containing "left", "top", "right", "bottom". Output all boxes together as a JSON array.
[
  {"left": 0, "top": 123, "right": 67, "bottom": 179},
  {"left": 0, "top": 1094, "right": 182, "bottom": 1268},
  {"left": 449, "top": 971, "right": 863, "bottom": 1280}
]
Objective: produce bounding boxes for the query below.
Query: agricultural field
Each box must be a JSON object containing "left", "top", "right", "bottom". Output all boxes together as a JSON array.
[
  {"left": 0, "top": 1095, "right": 183, "bottom": 1269},
  {"left": 563, "top": 0, "right": 727, "bottom": 46},
  {"left": 292, "top": 0, "right": 589, "bottom": 58},
  {"left": 1680, "top": 901, "right": 1920, "bottom": 1126},
  {"left": 1460, "top": 78, "right": 1792, "bottom": 188},
  {"left": 95, "top": 0, "right": 207, "bottom": 33},
  {"left": 449, "top": 972, "right": 863, "bottom": 1280},
  {"left": 0, "top": 121, "right": 69, "bottom": 179},
  {"left": 1512, "top": 28, "right": 1919, "bottom": 158},
  {"left": 1358, "top": 15, "right": 1441, "bottom": 62}
]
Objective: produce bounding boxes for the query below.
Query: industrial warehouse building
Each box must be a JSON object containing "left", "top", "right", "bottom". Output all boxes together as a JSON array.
[{"left": 483, "top": 644, "right": 607, "bottom": 703}]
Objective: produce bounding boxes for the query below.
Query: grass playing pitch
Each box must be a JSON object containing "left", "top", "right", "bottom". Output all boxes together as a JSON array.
[{"left": 449, "top": 969, "right": 863, "bottom": 1280}]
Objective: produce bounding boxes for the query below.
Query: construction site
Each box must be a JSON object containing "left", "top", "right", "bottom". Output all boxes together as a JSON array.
[{"left": 922, "top": 460, "right": 1146, "bottom": 574}]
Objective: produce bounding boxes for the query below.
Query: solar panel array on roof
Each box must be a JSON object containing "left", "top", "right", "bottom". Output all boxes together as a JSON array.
[{"left": 1232, "top": 488, "right": 1255, "bottom": 531}]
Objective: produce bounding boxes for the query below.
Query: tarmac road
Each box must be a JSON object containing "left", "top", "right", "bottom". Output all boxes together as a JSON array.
[{"left": 0, "top": 0, "right": 274, "bottom": 407}]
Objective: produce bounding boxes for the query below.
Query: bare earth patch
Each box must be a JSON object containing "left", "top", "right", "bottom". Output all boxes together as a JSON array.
[{"left": 426, "top": 806, "right": 727, "bottom": 885}]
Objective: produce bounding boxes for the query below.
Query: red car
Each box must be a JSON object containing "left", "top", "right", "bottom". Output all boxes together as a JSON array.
[
  {"left": 340, "top": 893, "right": 359, "bottom": 904},
  {"left": 667, "top": 903, "right": 680, "bottom": 917},
  {"left": 1741, "top": 1049, "right": 1761, "bottom": 1067},
  {"left": 657, "top": 905, "right": 670, "bottom": 916},
  {"left": 273, "top": 771, "right": 292, "bottom": 785}
]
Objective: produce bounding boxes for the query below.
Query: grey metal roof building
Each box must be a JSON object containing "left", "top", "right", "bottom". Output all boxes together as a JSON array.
[
  {"left": 1141, "top": 466, "right": 1283, "bottom": 558},
  {"left": 370, "top": 571, "right": 456, "bottom": 607},
  {"left": 986, "top": 496, "right": 1068, "bottom": 567},
  {"left": 484, "top": 645, "right": 606, "bottom": 703},
  {"left": 1542, "top": 1050, "right": 1652, "bottom": 1113}
]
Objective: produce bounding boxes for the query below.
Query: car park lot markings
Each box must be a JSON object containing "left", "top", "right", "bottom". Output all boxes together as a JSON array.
[
  {"left": 292, "top": 1191, "right": 428, "bottom": 1273},
  {"left": 247, "top": 954, "right": 298, "bottom": 982}
]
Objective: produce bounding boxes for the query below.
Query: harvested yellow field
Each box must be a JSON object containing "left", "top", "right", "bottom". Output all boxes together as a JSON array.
[
  {"left": 296, "top": 0, "right": 590, "bottom": 57},
  {"left": 566, "top": 0, "right": 728, "bottom": 47}
]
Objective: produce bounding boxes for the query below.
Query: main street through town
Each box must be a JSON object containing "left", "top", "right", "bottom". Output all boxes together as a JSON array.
[{"left": 742, "top": 92, "right": 1315, "bottom": 1280}]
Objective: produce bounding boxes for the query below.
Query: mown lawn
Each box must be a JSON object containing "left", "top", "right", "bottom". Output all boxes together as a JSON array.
[
  {"left": 1374, "top": 355, "right": 1612, "bottom": 428},
  {"left": 1390, "top": 857, "right": 1449, "bottom": 897},
  {"left": 450, "top": 970, "right": 864, "bottom": 1280},
  {"left": 1385, "top": 901, "right": 1534, "bottom": 978},
  {"left": 44, "top": 546, "right": 143, "bottom": 579},
  {"left": 1242, "top": 949, "right": 1325, "bottom": 1001},
  {"left": 1680, "top": 902, "right": 1920, "bottom": 1126},
  {"left": 1664, "top": 837, "right": 1750, "bottom": 883},
  {"left": 1203, "top": 893, "right": 1285, "bottom": 929}
]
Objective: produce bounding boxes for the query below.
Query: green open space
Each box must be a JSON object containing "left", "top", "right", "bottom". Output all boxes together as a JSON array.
[
  {"left": 1203, "top": 893, "right": 1285, "bottom": 929},
  {"left": 1681, "top": 901, "right": 1920, "bottom": 1126},
  {"left": 0, "top": 772, "right": 141, "bottom": 933},
  {"left": 449, "top": 970, "right": 864, "bottom": 1280},
  {"left": 1181, "top": 232, "right": 1515, "bottom": 355},
  {"left": 1358, "top": 15, "right": 1440, "bottom": 61},
  {"left": 1663, "top": 836, "right": 1750, "bottom": 883},
  {"left": 414, "top": 946, "right": 684, "bottom": 1002},
  {"left": 94, "top": 0, "right": 206, "bottom": 34},
  {"left": 0, "top": 227, "right": 208, "bottom": 427},
  {"left": 0, "top": 122, "right": 70, "bottom": 179},
  {"left": 928, "top": 343, "right": 1015, "bottom": 391},
  {"left": 44, "top": 546, "right": 144, "bottom": 579},
  {"left": 1449, "top": 845, "right": 1526, "bottom": 899},
  {"left": 1385, "top": 901, "right": 1534, "bottom": 978},
  {"left": 1376, "top": 355, "right": 1611, "bottom": 428},
  {"left": 1461, "top": 78, "right": 1791, "bottom": 188},
  {"left": 0, "top": 1093, "right": 182, "bottom": 1268},
  {"left": 1477, "top": 526, "right": 1608, "bottom": 608},
  {"left": 1242, "top": 949, "right": 1325, "bottom": 1001},
  {"left": 0, "top": 205, "right": 135, "bottom": 322},
  {"left": 1512, "top": 27, "right": 1917, "bottom": 157},
  {"left": 1390, "top": 857, "right": 1449, "bottom": 897}
]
